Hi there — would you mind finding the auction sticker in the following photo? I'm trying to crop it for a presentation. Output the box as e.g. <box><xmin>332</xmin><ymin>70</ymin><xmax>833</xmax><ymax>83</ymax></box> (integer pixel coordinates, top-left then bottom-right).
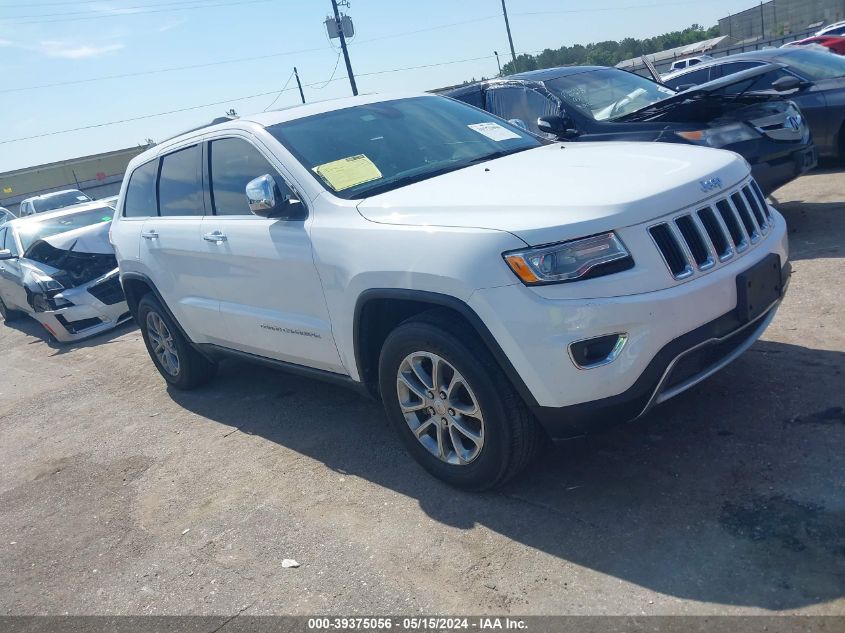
<box><xmin>467</xmin><ymin>122</ymin><xmax>521</xmax><ymax>141</ymax></box>
<box><xmin>313</xmin><ymin>154</ymin><xmax>383</xmax><ymax>191</ymax></box>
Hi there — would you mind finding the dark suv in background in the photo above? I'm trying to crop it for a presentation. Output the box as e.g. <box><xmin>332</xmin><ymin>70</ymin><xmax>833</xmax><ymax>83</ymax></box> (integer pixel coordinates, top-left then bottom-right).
<box><xmin>446</xmin><ymin>64</ymin><xmax>816</xmax><ymax>195</ymax></box>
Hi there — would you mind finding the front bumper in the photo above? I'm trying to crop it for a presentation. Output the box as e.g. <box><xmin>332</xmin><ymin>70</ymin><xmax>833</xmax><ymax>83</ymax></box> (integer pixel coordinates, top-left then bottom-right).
<box><xmin>30</xmin><ymin>271</ymin><xmax>131</xmax><ymax>343</ymax></box>
<box><xmin>529</xmin><ymin>290</ymin><xmax>785</xmax><ymax>438</ymax></box>
<box><xmin>750</xmin><ymin>143</ymin><xmax>817</xmax><ymax>195</ymax></box>
<box><xmin>468</xmin><ymin>210</ymin><xmax>789</xmax><ymax>439</ymax></box>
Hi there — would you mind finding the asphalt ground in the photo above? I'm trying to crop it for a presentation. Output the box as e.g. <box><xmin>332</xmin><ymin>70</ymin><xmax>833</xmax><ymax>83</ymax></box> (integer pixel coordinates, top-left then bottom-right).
<box><xmin>1</xmin><ymin>167</ymin><xmax>843</xmax><ymax>617</ymax></box>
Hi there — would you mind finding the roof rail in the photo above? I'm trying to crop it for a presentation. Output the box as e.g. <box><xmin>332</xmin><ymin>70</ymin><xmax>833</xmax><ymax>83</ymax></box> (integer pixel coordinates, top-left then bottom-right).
<box><xmin>159</xmin><ymin>115</ymin><xmax>238</xmax><ymax>145</ymax></box>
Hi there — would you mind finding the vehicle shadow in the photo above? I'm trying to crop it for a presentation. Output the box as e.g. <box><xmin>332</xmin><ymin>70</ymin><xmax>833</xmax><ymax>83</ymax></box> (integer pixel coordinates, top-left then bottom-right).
<box><xmin>167</xmin><ymin>338</ymin><xmax>845</xmax><ymax>610</ymax></box>
<box><xmin>2</xmin><ymin>315</ymin><xmax>137</xmax><ymax>355</ymax></box>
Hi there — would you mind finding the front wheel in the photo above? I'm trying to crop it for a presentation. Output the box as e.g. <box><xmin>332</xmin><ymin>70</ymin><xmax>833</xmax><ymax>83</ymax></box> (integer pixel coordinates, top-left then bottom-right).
<box><xmin>0</xmin><ymin>296</ymin><xmax>26</xmax><ymax>322</ymax></box>
<box><xmin>378</xmin><ymin>310</ymin><xmax>542</xmax><ymax>490</ymax></box>
<box><xmin>137</xmin><ymin>293</ymin><xmax>217</xmax><ymax>390</ymax></box>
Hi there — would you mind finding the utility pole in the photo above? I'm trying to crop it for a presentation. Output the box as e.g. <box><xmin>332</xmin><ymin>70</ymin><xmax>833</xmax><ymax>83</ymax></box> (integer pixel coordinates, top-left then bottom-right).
<box><xmin>500</xmin><ymin>0</ymin><xmax>518</xmax><ymax>72</ymax></box>
<box><xmin>294</xmin><ymin>66</ymin><xmax>305</xmax><ymax>104</ymax></box>
<box><xmin>494</xmin><ymin>51</ymin><xmax>501</xmax><ymax>74</ymax></box>
<box><xmin>759</xmin><ymin>1</ymin><xmax>765</xmax><ymax>38</ymax></box>
<box><xmin>330</xmin><ymin>0</ymin><xmax>358</xmax><ymax>96</ymax></box>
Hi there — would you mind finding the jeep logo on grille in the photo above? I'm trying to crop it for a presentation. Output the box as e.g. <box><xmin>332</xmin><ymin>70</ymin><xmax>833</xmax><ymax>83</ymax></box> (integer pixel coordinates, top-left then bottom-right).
<box><xmin>699</xmin><ymin>177</ymin><xmax>723</xmax><ymax>193</ymax></box>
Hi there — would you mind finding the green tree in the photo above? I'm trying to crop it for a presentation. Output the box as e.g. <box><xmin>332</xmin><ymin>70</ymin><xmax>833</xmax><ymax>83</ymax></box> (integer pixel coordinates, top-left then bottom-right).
<box><xmin>500</xmin><ymin>23</ymin><xmax>720</xmax><ymax>75</ymax></box>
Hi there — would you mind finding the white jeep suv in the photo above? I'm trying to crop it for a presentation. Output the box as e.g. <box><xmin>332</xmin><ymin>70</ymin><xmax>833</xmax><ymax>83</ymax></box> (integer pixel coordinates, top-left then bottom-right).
<box><xmin>111</xmin><ymin>93</ymin><xmax>789</xmax><ymax>490</ymax></box>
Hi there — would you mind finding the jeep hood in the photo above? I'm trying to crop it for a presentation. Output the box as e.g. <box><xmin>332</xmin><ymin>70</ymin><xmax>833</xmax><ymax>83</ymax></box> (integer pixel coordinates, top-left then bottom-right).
<box><xmin>23</xmin><ymin>222</ymin><xmax>117</xmax><ymax>288</ymax></box>
<box><xmin>356</xmin><ymin>142</ymin><xmax>748</xmax><ymax>246</ymax></box>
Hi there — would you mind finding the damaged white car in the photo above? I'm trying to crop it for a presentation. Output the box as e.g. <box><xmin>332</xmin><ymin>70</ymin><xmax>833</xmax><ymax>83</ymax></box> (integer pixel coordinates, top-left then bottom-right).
<box><xmin>0</xmin><ymin>201</ymin><xmax>131</xmax><ymax>342</ymax></box>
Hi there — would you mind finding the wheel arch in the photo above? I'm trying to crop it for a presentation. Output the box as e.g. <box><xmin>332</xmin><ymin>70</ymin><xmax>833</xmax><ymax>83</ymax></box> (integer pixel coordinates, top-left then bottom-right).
<box><xmin>352</xmin><ymin>289</ymin><xmax>538</xmax><ymax>406</ymax></box>
<box><xmin>120</xmin><ymin>272</ymin><xmax>208</xmax><ymax>357</ymax></box>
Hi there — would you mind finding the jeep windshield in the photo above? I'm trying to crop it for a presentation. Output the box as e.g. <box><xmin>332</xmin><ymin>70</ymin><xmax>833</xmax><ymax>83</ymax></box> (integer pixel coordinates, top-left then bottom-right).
<box><xmin>268</xmin><ymin>96</ymin><xmax>544</xmax><ymax>199</ymax></box>
<box><xmin>543</xmin><ymin>68</ymin><xmax>677</xmax><ymax>121</ymax></box>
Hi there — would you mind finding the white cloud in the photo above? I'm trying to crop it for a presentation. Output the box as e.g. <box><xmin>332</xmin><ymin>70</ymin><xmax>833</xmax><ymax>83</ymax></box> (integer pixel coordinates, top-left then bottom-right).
<box><xmin>38</xmin><ymin>40</ymin><xmax>125</xmax><ymax>59</ymax></box>
<box><xmin>156</xmin><ymin>18</ymin><xmax>188</xmax><ymax>33</ymax></box>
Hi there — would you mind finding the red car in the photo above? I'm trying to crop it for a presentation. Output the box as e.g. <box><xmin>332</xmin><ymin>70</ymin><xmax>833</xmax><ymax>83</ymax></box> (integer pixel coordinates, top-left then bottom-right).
<box><xmin>783</xmin><ymin>36</ymin><xmax>845</xmax><ymax>55</ymax></box>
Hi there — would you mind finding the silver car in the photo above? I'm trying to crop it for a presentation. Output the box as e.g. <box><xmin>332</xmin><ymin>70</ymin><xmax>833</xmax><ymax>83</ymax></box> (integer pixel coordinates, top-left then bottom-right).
<box><xmin>0</xmin><ymin>201</ymin><xmax>131</xmax><ymax>342</ymax></box>
<box><xmin>0</xmin><ymin>207</ymin><xmax>14</xmax><ymax>225</ymax></box>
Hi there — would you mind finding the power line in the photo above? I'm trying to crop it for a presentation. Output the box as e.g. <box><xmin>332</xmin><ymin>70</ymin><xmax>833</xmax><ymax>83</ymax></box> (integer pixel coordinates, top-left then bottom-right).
<box><xmin>262</xmin><ymin>70</ymin><xmax>295</xmax><ymax>112</ymax></box>
<box><xmin>0</xmin><ymin>53</ymin><xmax>504</xmax><ymax>145</ymax></box>
<box><xmin>0</xmin><ymin>0</ymin><xmax>273</xmax><ymax>25</ymax></box>
<box><xmin>0</xmin><ymin>14</ymin><xmax>505</xmax><ymax>95</ymax></box>
<box><xmin>0</xmin><ymin>45</ymin><xmax>331</xmax><ymax>94</ymax></box>
<box><xmin>309</xmin><ymin>52</ymin><xmax>343</xmax><ymax>90</ymax></box>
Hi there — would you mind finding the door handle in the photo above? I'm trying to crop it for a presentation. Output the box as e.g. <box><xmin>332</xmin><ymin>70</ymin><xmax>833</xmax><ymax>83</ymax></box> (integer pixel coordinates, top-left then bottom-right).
<box><xmin>141</xmin><ymin>230</ymin><xmax>159</xmax><ymax>240</ymax></box>
<box><xmin>203</xmin><ymin>231</ymin><xmax>227</xmax><ymax>243</ymax></box>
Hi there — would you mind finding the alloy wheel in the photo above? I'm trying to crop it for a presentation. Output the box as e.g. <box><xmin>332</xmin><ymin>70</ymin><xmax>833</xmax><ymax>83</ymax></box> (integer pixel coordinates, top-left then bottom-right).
<box><xmin>396</xmin><ymin>351</ymin><xmax>485</xmax><ymax>465</ymax></box>
<box><xmin>146</xmin><ymin>311</ymin><xmax>180</xmax><ymax>376</ymax></box>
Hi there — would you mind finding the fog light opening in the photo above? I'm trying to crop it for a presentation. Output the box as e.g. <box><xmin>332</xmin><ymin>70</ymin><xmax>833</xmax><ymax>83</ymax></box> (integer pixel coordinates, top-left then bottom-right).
<box><xmin>568</xmin><ymin>333</ymin><xmax>628</xmax><ymax>370</ymax></box>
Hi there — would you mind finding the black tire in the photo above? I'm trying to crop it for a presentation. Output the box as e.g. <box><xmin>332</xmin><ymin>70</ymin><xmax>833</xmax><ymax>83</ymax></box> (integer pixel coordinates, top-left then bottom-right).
<box><xmin>0</xmin><ymin>296</ymin><xmax>26</xmax><ymax>322</ymax></box>
<box><xmin>378</xmin><ymin>309</ymin><xmax>543</xmax><ymax>491</ymax></box>
<box><xmin>137</xmin><ymin>293</ymin><xmax>217</xmax><ymax>389</ymax></box>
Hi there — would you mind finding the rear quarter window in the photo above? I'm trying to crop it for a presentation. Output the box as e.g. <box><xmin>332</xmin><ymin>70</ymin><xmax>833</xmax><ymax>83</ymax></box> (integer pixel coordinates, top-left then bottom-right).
<box><xmin>123</xmin><ymin>159</ymin><xmax>158</xmax><ymax>218</ymax></box>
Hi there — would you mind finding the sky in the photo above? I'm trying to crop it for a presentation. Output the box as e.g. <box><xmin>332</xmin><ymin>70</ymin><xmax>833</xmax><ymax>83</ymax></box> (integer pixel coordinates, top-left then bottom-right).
<box><xmin>0</xmin><ymin>0</ymin><xmax>754</xmax><ymax>172</ymax></box>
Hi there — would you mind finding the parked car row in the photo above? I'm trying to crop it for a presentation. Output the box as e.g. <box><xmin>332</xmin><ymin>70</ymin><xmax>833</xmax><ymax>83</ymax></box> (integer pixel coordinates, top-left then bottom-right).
<box><xmin>3</xmin><ymin>43</ymin><xmax>838</xmax><ymax>488</ymax></box>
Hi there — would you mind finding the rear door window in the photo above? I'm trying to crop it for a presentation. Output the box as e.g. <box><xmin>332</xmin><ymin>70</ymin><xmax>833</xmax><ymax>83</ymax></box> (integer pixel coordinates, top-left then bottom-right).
<box><xmin>158</xmin><ymin>145</ymin><xmax>204</xmax><ymax>217</ymax></box>
<box><xmin>123</xmin><ymin>160</ymin><xmax>158</xmax><ymax>218</ymax></box>
<box><xmin>664</xmin><ymin>67</ymin><xmax>711</xmax><ymax>90</ymax></box>
<box><xmin>485</xmin><ymin>86</ymin><xmax>559</xmax><ymax>134</ymax></box>
<box><xmin>208</xmin><ymin>138</ymin><xmax>291</xmax><ymax>216</ymax></box>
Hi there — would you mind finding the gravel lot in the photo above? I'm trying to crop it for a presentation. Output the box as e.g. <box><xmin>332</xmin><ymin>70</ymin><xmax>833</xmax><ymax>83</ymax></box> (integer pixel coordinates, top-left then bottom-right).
<box><xmin>1</xmin><ymin>168</ymin><xmax>843</xmax><ymax>616</ymax></box>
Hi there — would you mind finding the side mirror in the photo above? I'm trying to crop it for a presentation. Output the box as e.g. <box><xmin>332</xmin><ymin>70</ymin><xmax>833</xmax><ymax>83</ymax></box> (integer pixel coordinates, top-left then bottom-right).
<box><xmin>246</xmin><ymin>174</ymin><xmax>303</xmax><ymax>219</ymax></box>
<box><xmin>772</xmin><ymin>75</ymin><xmax>802</xmax><ymax>92</ymax></box>
<box><xmin>537</xmin><ymin>114</ymin><xmax>578</xmax><ymax>139</ymax></box>
<box><xmin>0</xmin><ymin>249</ymin><xmax>16</xmax><ymax>261</ymax></box>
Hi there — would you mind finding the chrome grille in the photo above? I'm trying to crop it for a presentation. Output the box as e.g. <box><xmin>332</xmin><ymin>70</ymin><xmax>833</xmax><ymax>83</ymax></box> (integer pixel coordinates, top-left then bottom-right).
<box><xmin>649</xmin><ymin>179</ymin><xmax>773</xmax><ymax>280</ymax></box>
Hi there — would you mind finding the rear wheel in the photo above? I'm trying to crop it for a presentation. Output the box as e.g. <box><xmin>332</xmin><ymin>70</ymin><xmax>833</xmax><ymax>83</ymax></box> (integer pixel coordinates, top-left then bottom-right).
<box><xmin>137</xmin><ymin>293</ymin><xmax>217</xmax><ymax>389</ymax></box>
<box><xmin>378</xmin><ymin>310</ymin><xmax>543</xmax><ymax>490</ymax></box>
<box><xmin>0</xmin><ymin>296</ymin><xmax>26</xmax><ymax>322</ymax></box>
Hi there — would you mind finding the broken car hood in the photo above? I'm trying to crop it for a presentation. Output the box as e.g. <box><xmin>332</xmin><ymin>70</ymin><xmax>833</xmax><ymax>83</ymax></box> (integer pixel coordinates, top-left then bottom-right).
<box><xmin>24</xmin><ymin>222</ymin><xmax>117</xmax><ymax>288</ymax></box>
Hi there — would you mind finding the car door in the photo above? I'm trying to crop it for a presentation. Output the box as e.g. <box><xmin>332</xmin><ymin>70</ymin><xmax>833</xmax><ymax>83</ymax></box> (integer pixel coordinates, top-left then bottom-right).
<box><xmin>139</xmin><ymin>143</ymin><xmax>224</xmax><ymax>343</ymax></box>
<box><xmin>0</xmin><ymin>226</ymin><xmax>29</xmax><ymax>312</ymax></box>
<box><xmin>484</xmin><ymin>85</ymin><xmax>560</xmax><ymax>136</ymax></box>
<box><xmin>199</xmin><ymin>135</ymin><xmax>344</xmax><ymax>373</ymax></box>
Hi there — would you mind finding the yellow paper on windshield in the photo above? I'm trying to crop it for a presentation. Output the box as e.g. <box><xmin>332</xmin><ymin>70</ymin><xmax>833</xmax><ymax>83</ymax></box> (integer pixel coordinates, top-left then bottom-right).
<box><xmin>313</xmin><ymin>154</ymin><xmax>382</xmax><ymax>191</ymax></box>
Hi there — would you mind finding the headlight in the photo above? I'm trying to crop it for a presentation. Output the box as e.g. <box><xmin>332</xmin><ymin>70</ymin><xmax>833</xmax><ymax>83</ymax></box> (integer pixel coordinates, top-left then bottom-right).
<box><xmin>676</xmin><ymin>123</ymin><xmax>760</xmax><ymax>147</ymax></box>
<box><xmin>503</xmin><ymin>232</ymin><xmax>633</xmax><ymax>285</ymax></box>
<box><xmin>32</xmin><ymin>273</ymin><xmax>64</xmax><ymax>293</ymax></box>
